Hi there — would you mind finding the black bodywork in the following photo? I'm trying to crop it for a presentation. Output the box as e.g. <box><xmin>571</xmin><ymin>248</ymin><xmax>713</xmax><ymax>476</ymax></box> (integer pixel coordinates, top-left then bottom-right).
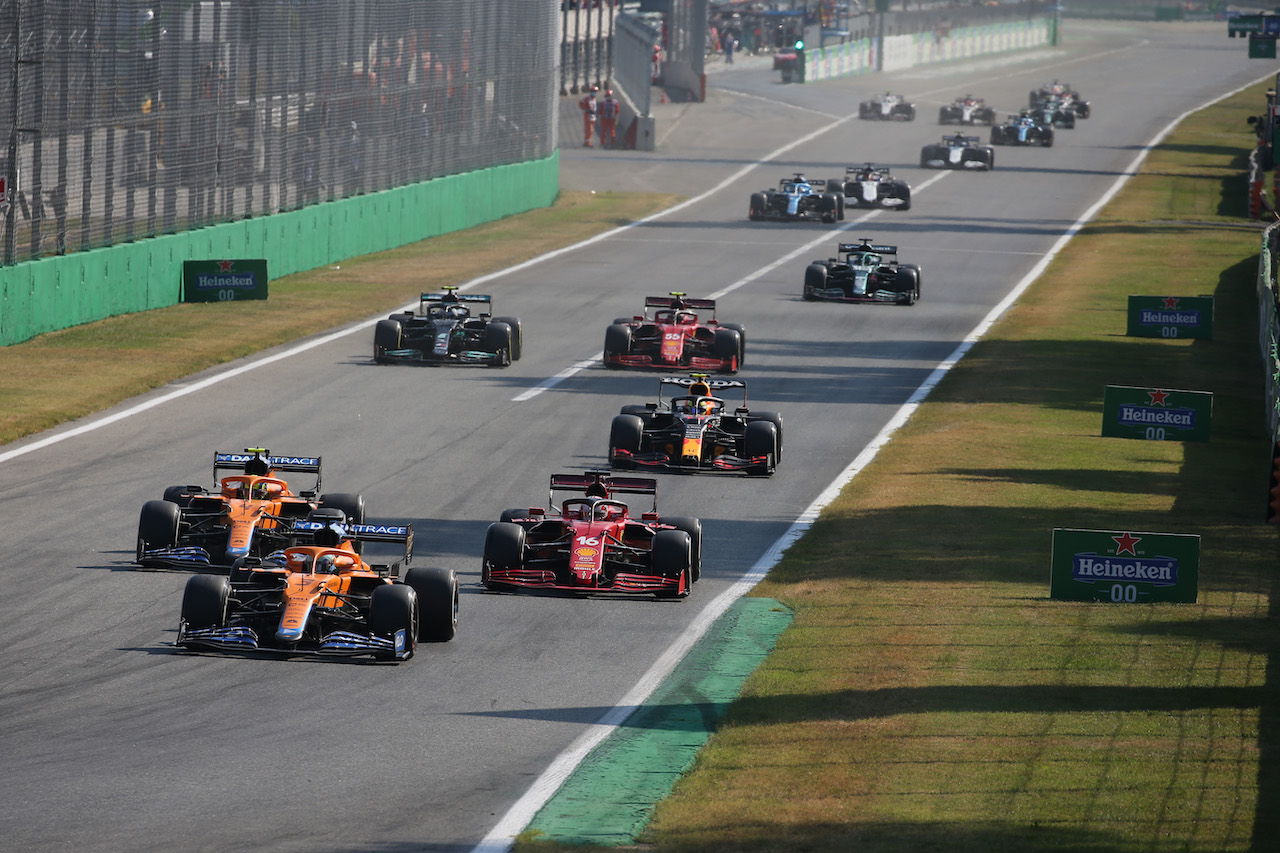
<box><xmin>748</xmin><ymin>173</ymin><xmax>845</xmax><ymax>223</ymax></box>
<box><xmin>802</xmin><ymin>239</ymin><xmax>922</xmax><ymax>305</ymax></box>
<box><xmin>920</xmin><ymin>134</ymin><xmax>995</xmax><ymax>170</ymax></box>
<box><xmin>830</xmin><ymin>164</ymin><xmax>911</xmax><ymax>210</ymax></box>
<box><xmin>374</xmin><ymin>289</ymin><xmax>522</xmax><ymax>366</ymax></box>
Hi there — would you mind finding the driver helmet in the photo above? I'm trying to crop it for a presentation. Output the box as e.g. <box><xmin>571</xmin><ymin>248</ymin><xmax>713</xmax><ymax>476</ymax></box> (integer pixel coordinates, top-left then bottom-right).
<box><xmin>244</xmin><ymin>454</ymin><xmax>271</xmax><ymax>476</ymax></box>
<box><xmin>605</xmin><ymin>89</ymin><xmax>614</xmax><ymax>97</ymax></box>
<box><xmin>676</xmin><ymin>312</ymin><xmax>697</xmax><ymax>325</ymax></box>
<box><xmin>585</xmin><ymin>482</ymin><xmax>608</xmax><ymax>499</ymax></box>
<box><xmin>313</xmin><ymin>522</ymin><xmax>344</xmax><ymax>548</ymax></box>
<box><xmin>689</xmin><ymin>380</ymin><xmax>712</xmax><ymax>397</ymax></box>
<box><xmin>697</xmin><ymin>399</ymin><xmax>718</xmax><ymax>416</ymax></box>
<box><xmin>250</xmin><ymin>481</ymin><xmax>274</xmax><ymax>500</ymax></box>
<box><xmin>447</xmin><ymin>304</ymin><xmax>469</xmax><ymax>319</ymax></box>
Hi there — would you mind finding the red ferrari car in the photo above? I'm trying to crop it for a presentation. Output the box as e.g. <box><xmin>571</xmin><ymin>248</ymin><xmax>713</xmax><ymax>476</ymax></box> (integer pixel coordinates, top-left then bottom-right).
<box><xmin>482</xmin><ymin>471</ymin><xmax>702</xmax><ymax>598</ymax></box>
<box><xmin>603</xmin><ymin>292</ymin><xmax>745</xmax><ymax>374</ymax></box>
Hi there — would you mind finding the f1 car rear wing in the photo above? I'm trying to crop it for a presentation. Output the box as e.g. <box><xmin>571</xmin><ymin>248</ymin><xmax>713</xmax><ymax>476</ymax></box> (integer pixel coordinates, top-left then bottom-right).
<box><xmin>660</xmin><ymin>374</ymin><xmax>748</xmax><ymax>407</ymax></box>
<box><xmin>644</xmin><ymin>293</ymin><xmax>717</xmax><ymax>313</ymax></box>
<box><xmin>290</xmin><ymin>520</ymin><xmax>414</xmax><ymax>564</ymax></box>
<box><xmin>421</xmin><ymin>292</ymin><xmax>492</xmax><ymax>306</ymax></box>
<box><xmin>847</xmin><ymin>163</ymin><xmax>890</xmax><ymax>177</ymax></box>
<box><xmin>214</xmin><ymin>449</ymin><xmax>322</xmax><ymax>492</ymax></box>
<box><xmin>838</xmin><ymin>240</ymin><xmax>897</xmax><ymax>256</ymax></box>
<box><xmin>943</xmin><ymin>135</ymin><xmax>981</xmax><ymax>145</ymax></box>
<box><xmin>549</xmin><ymin>470</ymin><xmax>659</xmax><ymax>513</ymax></box>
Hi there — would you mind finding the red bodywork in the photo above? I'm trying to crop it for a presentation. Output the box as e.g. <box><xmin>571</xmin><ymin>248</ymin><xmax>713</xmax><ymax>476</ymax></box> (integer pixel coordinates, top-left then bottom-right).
<box><xmin>482</xmin><ymin>473</ymin><xmax>697</xmax><ymax>598</ymax></box>
<box><xmin>604</xmin><ymin>295</ymin><xmax>741</xmax><ymax>374</ymax></box>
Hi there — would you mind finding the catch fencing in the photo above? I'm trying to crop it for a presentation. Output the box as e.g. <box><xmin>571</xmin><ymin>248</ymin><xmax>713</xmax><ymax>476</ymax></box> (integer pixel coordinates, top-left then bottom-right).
<box><xmin>0</xmin><ymin>0</ymin><xmax>557</xmax><ymax>266</ymax></box>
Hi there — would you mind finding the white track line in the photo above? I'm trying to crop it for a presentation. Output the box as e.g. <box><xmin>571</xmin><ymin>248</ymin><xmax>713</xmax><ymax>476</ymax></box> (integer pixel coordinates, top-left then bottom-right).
<box><xmin>467</xmin><ymin>68</ymin><xmax>1277</xmax><ymax>853</ymax></box>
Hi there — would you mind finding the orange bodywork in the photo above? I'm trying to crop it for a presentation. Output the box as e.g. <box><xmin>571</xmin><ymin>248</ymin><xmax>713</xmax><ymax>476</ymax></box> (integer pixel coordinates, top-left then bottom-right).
<box><xmin>272</xmin><ymin>544</ymin><xmax>379</xmax><ymax>644</ymax></box>
<box><xmin>217</xmin><ymin>475</ymin><xmax>306</xmax><ymax>562</ymax></box>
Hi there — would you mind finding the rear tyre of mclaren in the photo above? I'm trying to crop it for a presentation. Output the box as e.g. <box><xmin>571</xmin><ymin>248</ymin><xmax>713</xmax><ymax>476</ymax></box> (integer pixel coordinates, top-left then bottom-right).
<box><xmin>370</xmin><ymin>583</ymin><xmax>418</xmax><ymax>660</ymax></box>
<box><xmin>319</xmin><ymin>493</ymin><xmax>366</xmax><ymax>525</ymax></box>
<box><xmin>651</xmin><ymin>529</ymin><xmax>692</xmax><ymax>599</ymax></box>
<box><xmin>403</xmin><ymin>566</ymin><xmax>458</xmax><ymax>643</ymax></box>
<box><xmin>137</xmin><ymin>499</ymin><xmax>181</xmax><ymax>563</ymax></box>
<box><xmin>181</xmin><ymin>574</ymin><xmax>230</xmax><ymax>630</ymax></box>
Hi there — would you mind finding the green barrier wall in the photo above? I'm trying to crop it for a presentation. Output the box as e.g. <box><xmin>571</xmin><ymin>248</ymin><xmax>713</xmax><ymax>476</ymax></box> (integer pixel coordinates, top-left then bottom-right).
<box><xmin>0</xmin><ymin>153</ymin><xmax>559</xmax><ymax>347</ymax></box>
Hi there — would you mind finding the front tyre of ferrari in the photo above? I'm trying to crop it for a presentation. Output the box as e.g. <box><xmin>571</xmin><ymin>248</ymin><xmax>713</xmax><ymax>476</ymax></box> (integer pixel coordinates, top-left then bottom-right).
<box><xmin>374</xmin><ymin>319</ymin><xmax>402</xmax><ymax>364</ymax></box>
<box><xmin>181</xmin><ymin>574</ymin><xmax>231</xmax><ymax>630</ymax></box>
<box><xmin>803</xmin><ymin>263</ymin><xmax>827</xmax><ymax>301</ymax></box>
<box><xmin>137</xmin><ymin>499</ymin><xmax>181</xmax><ymax>563</ymax></box>
<box><xmin>651</xmin><ymin>529</ymin><xmax>692</xmax><ymax>599</ymax></box>
<box><xmin>482</xmin><ymin>522</ymin><xmax>526</xmax><ymax>587</ymax></box>
<box><xmin>603</xmin><ymin>324</ymin><xmax>632</xmax><ymax>368</ymax></box>
<box><xmin>711</xmin><ymin>328</ymin><xmax>742</xmax><ymax>373</ymax></box>
<box><xmin>403</xmin><ymin>566</ymin><xmax>458</xmax><ymax>642</ymax></box>
<box><xmin>661</xmin><ymin>515</ymin><xmax>702</xmax><ymax>582</ymax></box>
<box><xmin>744</xmin><ymin>420</ymin><xmax>778</xmax><ymax>475</ymax></box>
<box><xmin>369</xmin><ymin>584</ymin><xmax>418</xmax><ymax>660</ymax></box>
<box><xmin>492</xmin><ymin>316</ymin><xmax>523</xmax><ymax>360</ymax></box>
<box><xmin>609</xmin><ymin>414</ymin><xmax>645</xmax><ymax>467</ymax></box>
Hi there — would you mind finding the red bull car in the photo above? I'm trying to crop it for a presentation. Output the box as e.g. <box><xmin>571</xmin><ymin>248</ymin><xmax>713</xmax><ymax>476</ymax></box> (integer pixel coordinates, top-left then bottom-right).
<box><xmin>609</xmin><ymin>375</ymin><xmax>783</xmax><ymax>475</ymax></box>
<box><xmin>482</xmin><ymin>471</ymin><xmax>701</xmax><ymax>598</ymax></box>
<box><xmin>177</xmin><ymin>516</ymin><xmax>457</xmax><ymax>661</ymax></box>
<box><xmin>603</xmin><ymin>292</ymin><xmax>745</xmax><ymax>374</ymax></box>
<box><xmin>136</xmin><ymin>448</ymin><xmax>365</xmax><ymax>571</ymax></box>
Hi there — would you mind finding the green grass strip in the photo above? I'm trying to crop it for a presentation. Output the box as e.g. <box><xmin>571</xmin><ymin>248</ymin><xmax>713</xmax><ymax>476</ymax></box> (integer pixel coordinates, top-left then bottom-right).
<box><xmin>519</xmin><ymin>598</ymin><xmax>793</xmax><ymax>847</ymax></box>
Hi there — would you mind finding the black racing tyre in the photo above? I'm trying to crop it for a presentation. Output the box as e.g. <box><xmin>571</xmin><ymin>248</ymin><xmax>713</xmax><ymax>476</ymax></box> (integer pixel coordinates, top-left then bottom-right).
<box><xmin>137</xmin><ymin>499</ymin><xmax>181</xmax><ymax>562</ymax></box>
<box><xmin>162</xmin><ymin>485</ymin><xmax>200</xmax><ymax>506</ymax></box>
<box><xmin>604</xmin><ymin>324</ymin><xmax>632</xmax><ymax>367</ymax></box>
<box><xmin>493</xmin><ymin>316</ymin><xmax>523</xmax><ymax>360</ymax></box>
<box><xmin>721</xmin><ymin>322</ymin><xmax>746</xmax><ymax>366</ymax></box>
<box><xmin>483</xmin><ymin>521</ymin><xmax>526</xmax><ymax>579</ymax></box>
<box><xmin>938</xmin><ymin>107</ymin><xmax>949</xmax><ymax>124</ymax></box>
<box><xmin>748</xmin><ymin>192</ymin><xmax>767</xmax><ymax>221</ymax></box>
<box><xmin>403</xmin><ymin>566</ymin><xmax>458</xmax><ymax>642</ymax></box>
<box><xmin>369</xmin><ymin>583</ymin><xmax>418</xmax><ymax>660</ymax></box>
<box><xmin>181</xmin><ymin>574</ymin><xmax>230</xmax><ymax>629</ymax></box>
<box><xmin>612</xmin><ymin>317</ymin><xmax>633</xmax><ymax>326</ymax></box>
<box><xmin>619</xmin><ymin>404</ymin><xmax>653</xmax><ymax>418</ymax></box>
<box><xmin>609</xmin><ymin>414</ymin><xmax>645</xmax><ymax>467</ymax></box>
<box><xmin>826</xmin><ymin>178</ymin><xmax>843</xmax><ymax>193</ymax></box>
<box><xmin>661</xmin><ymin>515</ymin><xmax>702</xmax><ymax>583</ymax></box>
<box><xmin>896</xmin><ymin>267</ymin><xmax>920</xmax><ymax>306</ymax></box>
<box><xmin>374</xmin><ymin>319</ymin><xmax>402</xmax><ymax>363</ymax></box>
<box><xmin>712</xmin><ymin>328</ymin><xmax>741</xmax><ymax>373</ymax></box>
<box><xmin>819</xmin><ymin>193</ymin><xmax>838</xmax><ymax>224</ymax></box>
<box><xmin>319</xmin><ymin>493</ymin><xmax>366</xmax><ymax>525</ymax></box>
<box><xmin>499</xmin><ymin>507</ymin><xmax>531</xmax><ymax>523</ymax></box>
<box><xmin>1042</xmin><ymin>133</ymin><xmax>1054</xmax><ymax>148</ymax></box>
<box><xmin>836</xmin><ymin>194</ymin><xmax>845</xmax><ymax>220</ymax></box>
<box><xmin>803</xmin><ymin>263</ymin><xmax>827</xmax><ymax>301</ymax></box>
<box><xmin>743</xmin><ymin>420</ymin><xmax>778</xmax><ymax>475</ymax></box>
<box><xmin>484</xmin><ymin>322</ymin><xmax>514</xmax><ymax>366</ymax></box>
<box><xmin>752</xmin><ymin>412</ymin><xmax>784</xmax><ymax>462</ymax></box>
<box><xmin>897</xmin><ymin>186</ymin><xmax>911</xmax><ymax>212</ymax></box>
<box><xmin>651</xmin><ymin>529</ymin><xmax>692</xmax><ymax>599</ymax></box>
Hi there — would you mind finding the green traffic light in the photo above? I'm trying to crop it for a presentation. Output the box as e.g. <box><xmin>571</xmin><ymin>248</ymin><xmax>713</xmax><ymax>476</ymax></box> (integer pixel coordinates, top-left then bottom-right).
<box><xmin>794</xmin><ymin>39</ymin><xmax>804</xmax><ymax>50</ymax></box>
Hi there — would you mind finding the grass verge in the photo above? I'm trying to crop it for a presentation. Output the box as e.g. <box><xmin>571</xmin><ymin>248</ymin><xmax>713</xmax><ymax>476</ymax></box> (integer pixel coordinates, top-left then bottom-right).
<box><xmin>0</xmin><ymin>190</ymin><xmax>678</xmax><ymax>447</ymax></box>
<box><xmin>516</xmin><ymin>87</ymin><xmax>1280</xmax><ymax>851</ymax></box>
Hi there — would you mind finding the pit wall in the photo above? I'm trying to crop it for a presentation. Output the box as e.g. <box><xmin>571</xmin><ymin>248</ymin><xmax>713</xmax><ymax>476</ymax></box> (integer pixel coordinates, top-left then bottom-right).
<box><xmin>805</xmin><ymin>17</ymin><xmax>1055</xmax><ymax>84</ymax></box>
<box><xmin>0</xmin><ymin>154</ymin><xmax>559</xmax><ymax>347</ymax></box>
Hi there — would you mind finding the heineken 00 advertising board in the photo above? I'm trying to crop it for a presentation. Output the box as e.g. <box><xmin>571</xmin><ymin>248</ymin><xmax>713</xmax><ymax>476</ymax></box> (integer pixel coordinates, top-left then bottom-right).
<box><xmin>1101</xmin><ymin>385</ymin><xmax>1212</xmax><ymax>442</ymax></box>
<box><xmin>182</xmin><ymin>259</ymin><xmax>269</xmax><ymax>303</ymax></box>
<box><xmin>1050</xmin><ymin>528</ymin><xmax>1199</xmax><ymax>603</ymax></box>
<box><xmin>1126</xmin><ymin>296</ymin><xmax>1213</xmax><ymax>340</ymax></box>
